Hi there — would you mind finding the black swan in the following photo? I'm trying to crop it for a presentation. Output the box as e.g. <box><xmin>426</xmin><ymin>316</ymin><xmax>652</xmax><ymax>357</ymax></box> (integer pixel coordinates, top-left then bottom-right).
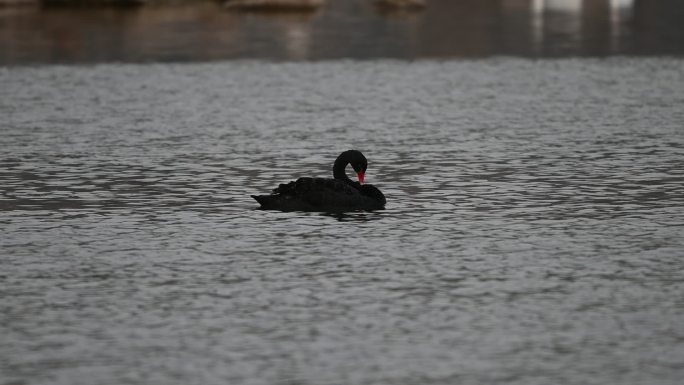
<box><xmin>252</xmin><ymin>150</ymin><xmax>386</xmax><ymax>212</ymax></box>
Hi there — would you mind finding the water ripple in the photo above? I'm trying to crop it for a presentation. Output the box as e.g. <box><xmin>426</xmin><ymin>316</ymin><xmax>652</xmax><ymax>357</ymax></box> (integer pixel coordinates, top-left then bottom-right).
<box><xmin>1</xmin><ymin>59</ymin><xmax>684</xmax><ymax>385</ymax></box>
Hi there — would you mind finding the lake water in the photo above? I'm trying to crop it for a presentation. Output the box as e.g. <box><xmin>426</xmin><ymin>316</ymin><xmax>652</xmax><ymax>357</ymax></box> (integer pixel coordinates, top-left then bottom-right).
<box><xmin>2</xmin><ymin>59</ymin><xmax>684</xmax><ymax>384</ymax></box>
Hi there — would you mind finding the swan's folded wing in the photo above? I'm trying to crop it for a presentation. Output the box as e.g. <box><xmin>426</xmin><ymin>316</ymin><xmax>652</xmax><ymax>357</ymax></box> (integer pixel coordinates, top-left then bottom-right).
<box><xmin>261</xmin><ymin>177</ymin><xmax>382</xmax><ymax>211</ymax></box>
<box><xmin>297</xmin><ymin>178</ymin><xmax>358</xmax><ymax>207</ymax></box>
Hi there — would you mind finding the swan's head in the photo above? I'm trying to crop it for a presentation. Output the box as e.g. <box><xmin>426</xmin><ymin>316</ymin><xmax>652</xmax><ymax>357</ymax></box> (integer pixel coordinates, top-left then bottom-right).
<box><xmin>345</xmin><ymin>150</ymin><xmax>368</xmax><ymax>184</ymax></box>
<box><xmin>334</xmin><ymin>150</ymin><xmax>369</xmax><ymax>184</ymax></box>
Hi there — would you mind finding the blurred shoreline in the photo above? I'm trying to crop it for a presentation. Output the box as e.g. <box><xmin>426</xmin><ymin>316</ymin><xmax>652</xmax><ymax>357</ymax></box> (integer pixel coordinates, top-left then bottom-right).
<box><xmin>1</xmin><ymin>0</ymin><xmax>683</xmax><ymax>65</ymax></box>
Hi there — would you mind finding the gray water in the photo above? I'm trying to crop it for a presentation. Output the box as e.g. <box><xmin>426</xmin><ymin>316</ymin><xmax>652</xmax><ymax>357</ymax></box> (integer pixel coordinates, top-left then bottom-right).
<box><xmin>2</xmin><ymin>59</ymin><xmax>684</xmax><ymax>385</ymax></box>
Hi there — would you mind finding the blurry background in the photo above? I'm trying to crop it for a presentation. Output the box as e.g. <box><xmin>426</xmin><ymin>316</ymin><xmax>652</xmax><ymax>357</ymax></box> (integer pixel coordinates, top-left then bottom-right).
<box><xmin>1</xmin><ymin>0</ymin><xmax>684</xmax><ymax>64</ymax></box>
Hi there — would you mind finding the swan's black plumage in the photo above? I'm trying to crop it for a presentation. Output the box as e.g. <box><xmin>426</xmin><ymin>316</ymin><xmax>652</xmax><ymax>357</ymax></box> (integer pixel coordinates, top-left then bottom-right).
<box><xmin>252</xmin><ymin>150</ymin><xmax>386</xmax><ymax>212</ymax></box>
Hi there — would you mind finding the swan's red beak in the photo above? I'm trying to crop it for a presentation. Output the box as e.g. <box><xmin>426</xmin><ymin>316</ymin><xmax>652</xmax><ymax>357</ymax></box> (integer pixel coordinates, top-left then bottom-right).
<box><xmin>357</xmin><ymin>171</ymin><xmax>365</xmax><ymax>185</ymax></box>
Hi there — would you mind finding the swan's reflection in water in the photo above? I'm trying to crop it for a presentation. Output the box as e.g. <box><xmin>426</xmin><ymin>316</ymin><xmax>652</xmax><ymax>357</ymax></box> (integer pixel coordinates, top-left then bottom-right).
<box><xmin>319</xmin><ymin>211</ymin><xmax>385</xmax><ymax>223</ymax></box>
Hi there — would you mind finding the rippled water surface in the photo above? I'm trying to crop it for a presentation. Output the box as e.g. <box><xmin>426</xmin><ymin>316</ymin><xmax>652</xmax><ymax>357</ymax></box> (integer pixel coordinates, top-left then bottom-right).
<box><xmin>2</xmin><ymin>59</ymin><xmax>684</xmax><ymax>385</ymax></box>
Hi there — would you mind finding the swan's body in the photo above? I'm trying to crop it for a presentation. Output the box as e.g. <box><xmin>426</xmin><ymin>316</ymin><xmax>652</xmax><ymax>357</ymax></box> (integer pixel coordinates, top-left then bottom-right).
<box><xmin>251</xmin><ymin>150</ymin><xmax>386</xmax><ymax>212</ymax></box>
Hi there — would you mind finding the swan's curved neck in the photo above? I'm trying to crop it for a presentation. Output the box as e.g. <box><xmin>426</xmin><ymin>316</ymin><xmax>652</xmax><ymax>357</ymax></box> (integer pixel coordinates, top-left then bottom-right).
<box><xmin>332</xmin><ymin>156</ymin><xmax>352</xmax><ymax>182</ymax></box>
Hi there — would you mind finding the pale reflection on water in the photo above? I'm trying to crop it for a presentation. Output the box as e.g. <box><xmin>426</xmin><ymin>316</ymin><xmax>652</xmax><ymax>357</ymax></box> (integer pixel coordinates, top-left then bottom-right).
<box><xmin>1</xmin><ymin>0</ymin><xmax>684</xmax><ymax>64</ymax></box>
<box><xmin>2</xmin><ymin>59</ymin><xmax>684</xmax><ymax>385</ymax></box>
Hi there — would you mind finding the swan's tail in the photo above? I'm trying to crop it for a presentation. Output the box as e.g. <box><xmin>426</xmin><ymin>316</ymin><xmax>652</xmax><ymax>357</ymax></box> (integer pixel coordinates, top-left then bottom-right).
<box><xmin>251</xmin><ymin>195</ymin><xmax>272</xmax><ymax>208</ymax></box>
